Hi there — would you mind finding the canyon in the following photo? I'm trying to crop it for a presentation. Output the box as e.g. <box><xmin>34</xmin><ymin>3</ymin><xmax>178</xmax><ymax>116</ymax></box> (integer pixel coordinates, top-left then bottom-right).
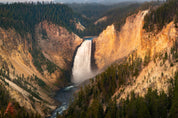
<box><xmin>0</xmin><ymin>1</ymin><xmax>177</xmax><ymax>117</ymax></box>
<box><xmin>0</xmin><ymin>21</ymin><xmax>84</xmax><ymax>116</ymax></box>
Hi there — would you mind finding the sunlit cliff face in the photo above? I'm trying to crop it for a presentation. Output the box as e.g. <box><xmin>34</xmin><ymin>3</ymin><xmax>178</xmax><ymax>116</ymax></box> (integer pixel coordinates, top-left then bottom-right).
<box><xmin>93</xmin><ymin>10</ymin><xmax>176</xmax><ymax>71</ymax></box>
<box><xmin>137</xmin><ymin>21</ymin><xmax>176</xmax><ymax>59</ymax></box>
<box><xmin>93</xmin><ymin>10</ymin><xmax>148</xmax><ymax>70</ymax></box>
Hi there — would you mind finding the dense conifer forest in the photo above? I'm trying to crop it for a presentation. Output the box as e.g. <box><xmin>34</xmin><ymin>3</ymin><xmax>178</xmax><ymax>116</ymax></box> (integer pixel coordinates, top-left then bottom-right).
<box><xmin>144</xmin><ymin>0</ymin><xmax>178</xmax><ymax>32</ymax></box>
<box><xmin>0</xmin><ymin>3</ymin><xmax>78</xmax><ymax>34</ymax></box>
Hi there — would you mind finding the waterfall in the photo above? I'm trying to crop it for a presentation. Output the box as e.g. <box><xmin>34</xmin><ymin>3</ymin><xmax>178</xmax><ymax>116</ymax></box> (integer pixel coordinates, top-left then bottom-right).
<box><xmin>72</xmin><ymin>40</ymin><xmax>93</xmax><ymax>84</ymax></box>
<box><xmin>51</xmin><ymin>39</ymin><xmax>96</xmax><ymax>117</ymax></box>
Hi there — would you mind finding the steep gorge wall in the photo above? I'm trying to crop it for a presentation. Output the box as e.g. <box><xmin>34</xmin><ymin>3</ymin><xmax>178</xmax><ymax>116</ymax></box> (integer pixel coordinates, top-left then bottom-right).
<box><xmin>0</xmin><ymin>21</ymin><xmax>83</xmax><ymax>86</ymax></box>
<box><xmin>0</xmin><ymin>23</ymin><xmax>82</xmax><ymax>88</ymax></box>
<box><xmin>113</xmin><ymin>23</ymin><xmax>177</xmax><ymax>102</ymax></box>
<box><xmin>93</xmin><ymin>10</ymin><xmax>148</xmax><ymax>70</ymax></box>
<box><xmin>0</xmin><ymin>21</ymin><xmax>83</xmax><ymax>116</ymax></box>
<box><xmin>0</xmin><ymin>28</ymin><xmax>52</xmax><ymax>115</ymax></box>
<box><xmin>36</xmin><ymin>21</ymin><xmax>83</xmax><ymax>70</ymax></box>
<box><xmin>93</xmin><ymin>10</ymin><xmax>176</xmax><ymax>71</ymax></box>
<box><xmin>0</xmin><ymin>28</ymin><xmax>36</xmax><ymax>78</ymax></box>
<box><xmin>137</xmin><ymin>21</ymin><xmax>176</xmax><ymax>59</ymax></box>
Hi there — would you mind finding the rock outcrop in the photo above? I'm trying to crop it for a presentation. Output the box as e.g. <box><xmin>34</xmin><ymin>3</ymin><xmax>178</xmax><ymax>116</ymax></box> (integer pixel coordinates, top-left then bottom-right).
<box><xmin>93</xmin><ymin>9</ymin><xmax>177</xmax><ymax>105</ymax></box>
<box><xmin>113</xmin><ymin>53</ymin><xmax>177</xmax><ymax>103</ymax></box>
<box><xmin>93</xmin><ymin>10</ymin><xmax>176</xmax><ymax>71</ymax></box>
<box><xmin>36</xmin><ymin>21</ymin><xmax>83</xmax><ymax>70</ymax></box>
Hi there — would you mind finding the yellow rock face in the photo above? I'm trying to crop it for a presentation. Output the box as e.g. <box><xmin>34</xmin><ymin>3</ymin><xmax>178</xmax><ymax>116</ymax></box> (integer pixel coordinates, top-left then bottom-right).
<box><xmin>94</xmin><ymin>10</ymin><xmax>149</xmax><ymax>70</ymax></box>
<box><xmin>138</xmin><ymin>21</ymin><xmax>176</xmax><ymax>59</ymax></box>
<box><xmin>93</xmin><ymin>24</ymin><xmax>117</xmax><ymax>70</ymax></box>
<box><xmin>94</xmin><ymin>10</ymin><xmax>176</xmax><ymax>71</ymax></box>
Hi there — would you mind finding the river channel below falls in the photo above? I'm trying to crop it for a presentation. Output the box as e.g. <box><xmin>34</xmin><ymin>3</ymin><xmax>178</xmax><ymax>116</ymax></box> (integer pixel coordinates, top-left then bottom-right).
<box><xmin>50</xmin><ymin>85</ymin><xmax>78</xmax><ymax>118</ymax></box>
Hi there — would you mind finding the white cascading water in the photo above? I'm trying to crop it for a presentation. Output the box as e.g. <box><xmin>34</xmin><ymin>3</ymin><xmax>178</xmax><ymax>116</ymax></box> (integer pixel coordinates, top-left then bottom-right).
<box><xmin>72</xmin><ymin>40</ymin><xmax>93</xmax><ymax>84</ymax></box>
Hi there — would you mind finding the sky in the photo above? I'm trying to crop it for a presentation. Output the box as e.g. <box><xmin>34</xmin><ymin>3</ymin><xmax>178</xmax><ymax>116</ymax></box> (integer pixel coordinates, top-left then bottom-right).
<box><xmin>0</xmin><ymin>0</ymin><xmax>151</xmax><ymax>3</ymax></box>
<box><xmin>0</xmin><ymin>0</ymin><xmax>53</xmax><ymax>3</ymax></box>
<box><xmin>55</xmin><ymin>0</ymin><xmax>151</xmax><ymax>3</ymax></box>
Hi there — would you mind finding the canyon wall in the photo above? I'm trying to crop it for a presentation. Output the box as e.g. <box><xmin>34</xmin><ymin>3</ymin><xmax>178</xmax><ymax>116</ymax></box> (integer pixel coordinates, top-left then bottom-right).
<box><xmin>36</xmin><ymin>21</ymin><xmax>83</xmax><ymax>70</ymax></box>
<box><xmin>93</xmin><ymin>10</ymin><xmax>176</xmax><ymax>71</ymax></box>
<box><xmin>0</xmin><ymin>21</ymin><xmax>83</xmax><ymax>116</ymax></box>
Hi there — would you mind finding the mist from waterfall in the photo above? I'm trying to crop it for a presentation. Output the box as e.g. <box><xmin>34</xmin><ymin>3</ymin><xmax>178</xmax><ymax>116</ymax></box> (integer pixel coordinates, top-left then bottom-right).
<box><xmin>72</xmin><ymin>40</ymin><xmax>94</xmax><ymax>84</ymax></box>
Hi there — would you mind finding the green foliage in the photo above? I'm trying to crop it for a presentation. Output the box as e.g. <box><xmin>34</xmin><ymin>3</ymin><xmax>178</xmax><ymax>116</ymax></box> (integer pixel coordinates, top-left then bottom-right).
<box><xmin>0</xmin><ymin>83</ymin><xmax>9</xmax><ymax>108</ymax></box>
<box><xmin>41</xmin><ymin>29</ymin><xmax>48</xmax><ymax>39</ymax></box>
<box><xmin>0</xmin><ymin>83</ymin><xmax>41</xmax><ymax>118</ymax></box>
<box><xmin>105</xmin><ymin>98</ymin><xmax>117</xmax><ymax>118</ymax></box>
<box><xmin>74</xmin><ymin>2</ymin><xmax>158</xmax><ymax>36</ymax></box>
<box><xmin>62</xmin><ymin>78</ymin><xmax>178</xmax><ymax>118</ymax></box>
<box><xmin>46</xmin><ymin>61</ymin><xmax>58</xmax><ymax>74</ymax></box>
<box><xmin>116</xmin><ymin>74</ymin><xmax>178</xmax><ymax>118</ymax></box>
<box><xmin>165</xmin><ymin>52</ymin><xmax>168</xmax><ymax>60</ymax></box>
<box><xmin>111</xmin><ymin>2</ymin><xmax>159</xmax><ymax>31</ymax></box>
<box><xmin>171</xmin><ymin>40</ymin><xmax>178</xmax><ymax>61</ymax></box>
<box><xmin>69</xmin><ymin>3</ymin><xmax>142</xmax><ymax>36</ymax></box>
<box><xmin>61</xmin><ymin>46</ymin><xmax>178</xmax><ymax>118</ymax></box>
<box><xmin>30</xmin><ymin>49</ymin><xmax>45</xmax><ymax>73</ymax></box>
<box><xmin>170</xmin><ymin>72</ymin><xmax>178</xmax><ymax>118</ymax></box>
<box><xmin>144</xmin><ymin>50</ymin><xmax>151</xmax><ymax>67</ymax></box>
<box><xmin>144</xmin><ymin>0</ymin><xmax>178</xmax><ymax>32</ymax></box>
<box><xmin>68</xmin><ymin>3</ymin><xmax>110</xmax><ymax>20</ymax></box>
<box><xmin>30</xmin><ymin>48</ymin><xmax>59</xmax><ymax>74</ymax></box>
<box><xmin>73</xmin><ymin>2</ymin><xmax>154</xmax><ymax>37</ymax></box>
<box><xmin>12</xmin><ymin>75</ymin><xmax>43</xmax><ymax>100</ymax></box>
<box><xmin>108</xmin><ymin>3</ymin><xmax>141</xmax><ymax>31</ymax></box>
<box><xmin>0</xmin><ymin>3</ymin><xmax>77</xmax><ymax>34</ymax></box>
<box><xmin>61</xmin><ymin>56</ymin><xmax>144</xmax><ymax>118</ymax></box>
<box><xmin>0</xmin><ymin>63</ymin><xmax>10</xmax><ymax>80</ymax></box>
<box><xmin>86</xmin><ymin>99</ymin><xmax>104</xmax><ymax>118</ymax></box>
<box><xmin>35</xmin><ymin>76</ymin><xmax>46</xmax><ymax>87</ymax></box>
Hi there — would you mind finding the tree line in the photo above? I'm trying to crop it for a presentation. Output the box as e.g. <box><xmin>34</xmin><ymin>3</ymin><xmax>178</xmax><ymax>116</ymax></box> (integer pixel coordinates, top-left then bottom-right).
<box><xmin>144</xmin><ymin>0</ymin><xmax>178</xmax><ymax>32</ymax></box>
<box><xmin>0</xmin><ymin>2</ymin><xmax>77</xmax><ymax>35</ymax></box>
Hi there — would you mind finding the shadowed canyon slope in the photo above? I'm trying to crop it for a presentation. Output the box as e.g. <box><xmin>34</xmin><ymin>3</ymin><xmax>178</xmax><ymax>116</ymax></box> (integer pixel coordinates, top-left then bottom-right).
<box><xmin>0</xmin><ymin>21</ymin><xmax>83</xmax><ymax>85</ymax></box>
<box><xmin>36</xmin><ymin>21</ymin><xmax>83</xmax><ymax>70</ymax></box>
<box><xmin>0</xmin><ymin>21</ymin><xmax>83</xmax><ymax>116</ymax></box>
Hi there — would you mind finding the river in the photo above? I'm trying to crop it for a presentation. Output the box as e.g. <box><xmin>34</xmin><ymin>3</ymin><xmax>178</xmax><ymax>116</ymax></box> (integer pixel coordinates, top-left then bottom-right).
<box><xmin>51</xmin><ymin>37</ymin><xmax>96</xmax><ymax>118</ymax></box>
<box><xmin>50</xmin><ymin>85</ymin><xmax>78</xmax><ymax>118</ymax></box>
